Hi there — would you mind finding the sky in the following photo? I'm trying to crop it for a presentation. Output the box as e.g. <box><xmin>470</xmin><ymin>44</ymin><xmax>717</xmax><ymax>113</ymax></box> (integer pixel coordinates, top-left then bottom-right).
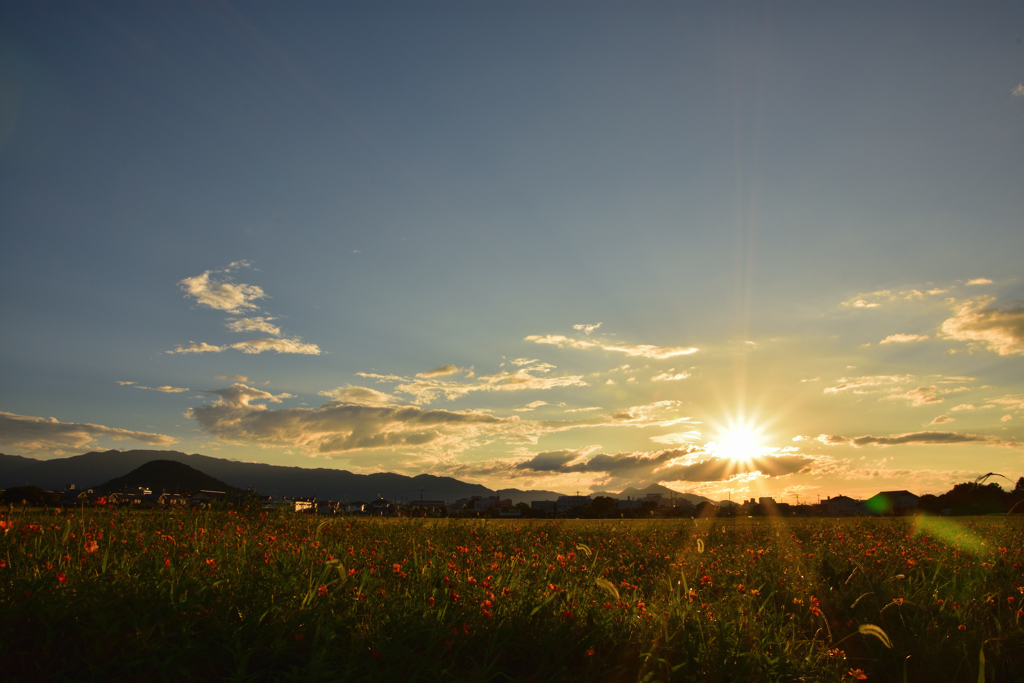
<box><xmin>2</xmin><ymin>2</ymin><xmax>1023</xmax><ymax>502</ymax></box>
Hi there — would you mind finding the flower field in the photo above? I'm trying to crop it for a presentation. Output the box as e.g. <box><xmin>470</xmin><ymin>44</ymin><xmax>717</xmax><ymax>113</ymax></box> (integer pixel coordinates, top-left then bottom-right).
<box><xmin>1</xmin><ymin>509</ymin><xmax>1022</xmax><ymax>682</ymax></box>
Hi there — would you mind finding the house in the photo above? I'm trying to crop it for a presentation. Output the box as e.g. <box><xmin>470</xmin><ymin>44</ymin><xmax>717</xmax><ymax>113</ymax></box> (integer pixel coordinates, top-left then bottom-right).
<box><xmin>409</xmin><ymin>500</ymin><xmax>447</xmax><ymax>511</ymax></box>
<box><xmin>191</xmin><ymin>490</ymin><xmax>227</xmax><ymax>507</ymax></box>
<box><xmin>823</xmin><ymin>495</ymin><xmax>862</xmax><ymax>516</ymax></box>
<box><xmin>864</xmin><ymin>490</ymin><xmax>919</xmax><ymax>515</ymax></box>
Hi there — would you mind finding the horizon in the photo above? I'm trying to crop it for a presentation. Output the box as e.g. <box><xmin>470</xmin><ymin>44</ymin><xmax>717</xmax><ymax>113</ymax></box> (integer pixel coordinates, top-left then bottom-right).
<box><xmin>2</xmin><ymin>4</ymin><xmax>1023</xmax><ymax>502</ymax></box>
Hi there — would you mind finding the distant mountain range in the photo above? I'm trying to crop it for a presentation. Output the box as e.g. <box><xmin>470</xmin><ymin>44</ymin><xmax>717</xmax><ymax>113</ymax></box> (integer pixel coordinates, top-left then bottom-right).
<box><xmin>0</xmin><ymin>449</ymin><xmax>714</xmax><ymax>505</ymax></box>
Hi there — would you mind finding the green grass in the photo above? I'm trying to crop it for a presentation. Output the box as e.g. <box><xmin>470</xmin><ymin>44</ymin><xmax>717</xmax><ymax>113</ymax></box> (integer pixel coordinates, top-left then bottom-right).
<box><xmin>1</xmin><ymin>509</ymin><xmax>1022</xmax><ymax>681</ymax></box>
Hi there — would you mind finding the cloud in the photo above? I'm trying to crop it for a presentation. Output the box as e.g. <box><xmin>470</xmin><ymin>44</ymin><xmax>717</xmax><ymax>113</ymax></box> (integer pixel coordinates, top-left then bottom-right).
<box><xmin>318</xmin><ymin>386</ymin><xmax>399</xmax><ymax>408</ymax></box>
<box><xmin>880</xmin><ymin>333</ymin><xmax>929</xmax><ymax>344</ymax></box>
<box><xmin>841</xmin><ymin>288</ymin><xmax>948</xmax><ymax>309</ymax></box>
<box><xmin>187</xmin><ymin>383</ymin><xmax>518</xmax><ymax>454</ymax></box>
<box><xmin>358</xmin><ymin>366</ymin><xmax>586</xmax><ymax>404</ymax></box>
<box><xmin>513</xmin><ymin>446</ymin><xmax>815</xmax><ymax>483</ymax></box>
<box><xmin>525</xmin><ymin>334</ymin><xmax>698</xmax><ymax>359</ymax></box>
<box><xmin>564</xmin><ymin>406</ymin><xmax>602</xmax><ymax>413</ymax></box>
<box><xmin>929</xmin><ymin>415</ymin><xmax>954</xmax><ymax>425</ymax></box>
<box><xmin>652</xmin><ymin>371</ymin><xmax>690</xmax><ymax>382</ymax></box>
<box><xmin>170</xmin><ymin>338</ymin><xmax>321</xmax><ymax>355</ymax></box>
<box><xmin>817</xmin><ymin>431</ymin><xmax>1018</xmax><ymax>448</ymax></box>
<box><xmin>572</xmin><ymin>323</ymin><xmax>602</xmax><ymax>335</ymax></box>
<box><xmin>884</xmin><ymin>386</ymin><xmax>944</xmax><ymax>406</ymax></box>
<box><xmin>1012</xmin><ymin>84</ymin><xmax>1024</xmax><ymax>97</ymax></box>
<box><xmin>118</xmin><ymin>380</ymin><xmax>190</xmax><ymax>393</ymax></box>
<box><xmin>950</xmin><ymin>404</ymin><xmax>975</xmax><ymax>411</ymax></box>
<box><xmin>966</xmin><ymin>278</ymin><xmax>993</xmax><ymax>286</ymax></box>
<box><xmin>227</xmin><ymin>317</ymin><xmax>282</xmax><ymax>336</ymax></box>
<box><xmin>416</xmin><ymin>364</ymin><xmax>462</xmax><ymax>378</ymax></box>
<box><xmin>940</xmin><ymin>297</ymin><xmax>1024</xmax><ymax>356</ymax></box>
<box><xmin>216</xmin><ymin>375</ymin><xmax>249</xmax><ymax>382</ymax></box>
<box><xmin>179</xmin><ymin>265</ymin><xmax>265</xmax><ymax>313</ymax></box>
<box><xmin>824</xmin><ymin>375</ymin><xmax>911</xmax><ymax>394</ymax></box>
<box><xmin>649</xmin><ymin>431</ymin><xmax>703</xmax><ymax>445</ymax></box>
<box><xmin>0</xmin><ymin>411</ymin><xmax>176</xmax><ymax>455</ymax></box>
<box><xmin>1002</xmin><ymin>415</ymin><xmax>1013</xmax><ymax>422</ymax></box>
<box><xmin>514</xmin><ymin>401</ymin><xmax>549</xmax><ymax>412</ymax></box>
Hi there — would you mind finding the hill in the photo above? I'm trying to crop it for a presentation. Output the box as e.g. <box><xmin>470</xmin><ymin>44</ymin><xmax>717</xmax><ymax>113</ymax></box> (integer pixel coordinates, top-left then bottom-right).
<box><xmin>0</xmin><ymin>450</ymin><xmax>496</xmax><ymax>502</ymax></box>
<box><xmin>94</xmin><ymin>460</ymin><xmax>243</xmax><ymax>496</ymax></box>
<box><xmin>592</xmin><ymin>483</ymin><xmax>715</xmax><ymax>506</ymax></box>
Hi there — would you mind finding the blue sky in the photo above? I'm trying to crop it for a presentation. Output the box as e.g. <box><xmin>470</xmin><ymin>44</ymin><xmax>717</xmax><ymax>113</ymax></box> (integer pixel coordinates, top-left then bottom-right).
<box><xmin>2</xmin><ymin>2</ymin><xmax>1023</xmax><ymax>500</ymax></box>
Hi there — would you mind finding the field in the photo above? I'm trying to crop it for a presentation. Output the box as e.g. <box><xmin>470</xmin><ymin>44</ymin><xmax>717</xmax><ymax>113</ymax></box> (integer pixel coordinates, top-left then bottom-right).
<box><xmin>1</xmin><ymin>508</ymin><xmax>1022</xmax><ymax>682</ymax></box>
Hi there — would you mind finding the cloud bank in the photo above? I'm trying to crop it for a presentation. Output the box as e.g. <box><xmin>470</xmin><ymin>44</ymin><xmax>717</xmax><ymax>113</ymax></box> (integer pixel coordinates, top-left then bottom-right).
<box><xmin>0</xmin><ymin>411</ymin><xmax>176</xmax><ymax>455</ymax></box>
<box><xmin>187</xmin><ymin>384</ymin><xmax>518</xmax><ymax>454</ymax></box>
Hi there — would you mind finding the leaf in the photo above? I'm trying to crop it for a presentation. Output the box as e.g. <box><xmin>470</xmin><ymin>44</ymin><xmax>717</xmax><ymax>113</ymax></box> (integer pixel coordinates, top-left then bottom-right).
<box><xmin>697</xmin><ymin>539</ymin><xmax>704</xmax><ymax>554</ymax></box>
<box><xmin>858</xmin><ymin>623</ymin><xmax>892</xmax><ymax>649</ymax></box>
<box><xmin>576</xmin><ymin>543</ymin><xmax>592</xmax><ymax>557</ymax></box>
<box><xmin>978</xmin><ymin>641</ymin><xmax>985</xmax><ymax>683</ymax></box>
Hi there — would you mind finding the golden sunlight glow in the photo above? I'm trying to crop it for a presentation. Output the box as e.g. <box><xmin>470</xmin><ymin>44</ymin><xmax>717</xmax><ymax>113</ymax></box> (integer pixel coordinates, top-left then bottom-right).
<box><xmin>706</xmin><ymin>419</ymin><xmax>767</xmax><ymax>463</ymax></box>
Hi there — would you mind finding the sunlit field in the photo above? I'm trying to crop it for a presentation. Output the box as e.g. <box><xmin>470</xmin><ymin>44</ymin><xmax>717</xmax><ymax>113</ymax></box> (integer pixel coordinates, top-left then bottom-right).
<box><xmin>1</xmin><ymin>509</ymin><xmax>1022</xmax><ymax>682</ymax></box>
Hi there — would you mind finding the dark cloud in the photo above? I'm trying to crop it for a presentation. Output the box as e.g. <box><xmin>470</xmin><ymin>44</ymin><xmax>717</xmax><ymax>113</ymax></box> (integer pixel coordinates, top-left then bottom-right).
<box><xmin>187</xmin><ymin>384</ymin><xmax>516</xmax><ymax>454</ymax></box>
<box><xmin>513</xmin><ymin>446</ymin><xmax>814</xmax><ymax>482</ymax></box>
<box><xmin>819</xmin><ymin>431</ymin><xmax>1017</xmax><ymax>447</ymax></box>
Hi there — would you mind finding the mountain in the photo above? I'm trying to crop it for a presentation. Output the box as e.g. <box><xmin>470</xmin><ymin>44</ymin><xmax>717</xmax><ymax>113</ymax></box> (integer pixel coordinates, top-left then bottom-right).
<box><xmin>0</xmin><ymin>450</ymin><xmax>495</xmax><ymax>502</ymax></box>
<box><xmin>94</xmin><ymin>460</ymin><xmax>243</xmax><ymax>496</ymax></box>
<box><xmin>0</xmin><ymin>453</ymin><xmax>38</xmax><ymax>481</ymax></box>
<box><xmin>496</xmin><ymin>488</ymin><xmax>565</xmax><ymax>506</ymax></box>
<box><xmin>592</xmin><ymin>483</ymin><xmax>715</xmax><ymax>506</ymax></box>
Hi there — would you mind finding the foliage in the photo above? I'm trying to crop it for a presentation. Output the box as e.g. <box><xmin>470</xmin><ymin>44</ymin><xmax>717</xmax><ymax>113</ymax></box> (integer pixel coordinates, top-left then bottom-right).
<box><xmin>0</xmin><ymin>510</ymin><xmax>1022</xmax><ymax>682</ymax></box>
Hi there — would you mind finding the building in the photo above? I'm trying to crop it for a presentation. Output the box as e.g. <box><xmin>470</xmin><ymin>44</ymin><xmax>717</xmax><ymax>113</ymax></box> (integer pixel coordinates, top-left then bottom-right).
<box><xmin>556</xmin><ymin>495</ymin><xmax>591</xmax><ymax>510</ymax></box>
<box><xmin>823</xmin><ymin>495</ymin><xmax>862</xmax><ymax>516</ymax></box>
<box><xmin>864</xmin><ymin>490</ymin><xmax>919</xmax><ymax>515</ymax></box>
<box><xmin>531</xmin><ymin>500</ymin><xmax>556</xmax><ymax>514</ymax></box>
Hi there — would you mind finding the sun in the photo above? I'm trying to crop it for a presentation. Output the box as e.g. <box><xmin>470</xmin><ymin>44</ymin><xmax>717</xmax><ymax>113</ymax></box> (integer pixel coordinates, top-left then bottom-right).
<box><xmin>708</xmin><ymin>421</ymin><xmax>766</xmax><ymax>463</ymax></box>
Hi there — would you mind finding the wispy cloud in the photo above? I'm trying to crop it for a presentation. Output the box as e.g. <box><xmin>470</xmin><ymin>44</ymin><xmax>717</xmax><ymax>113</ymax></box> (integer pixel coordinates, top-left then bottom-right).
<box><xmin>357</xmin><ymin>366</ymin><xmax>586</xmax><ymax>404</ymax></box>
<box><xmin>940</xmin><ymin>296</ymin><xmax>1024</xmax><ymax>356</ymax></box>
<box><xmin>175</xmin><ymin>262</ymin><xmax>321</xmax><ymax>356</ymax></box>
<box><xmin>514</xmin><ymin>401</ymin><xmax>549</xmax><ymax>412</ymax></box>
<box><xmin>929</xmin><ymin>415</ymin><xmax>954</xmax><ymax>425</ymax></box>
<box><xmin>1012</xmin><ymin>84</ymin><xmax>1024</xmax><ymax>97</ymax></box>
<box><xmin>884</xmin><ymin>386</ymin><xmax>944</xmax><ymax>406</ymax></box>
<box><xmin>652</xmin><ymin>371</ymin><xmax>691</xmax><ymax>382</ymax></box>
<box><xmin>227</xmin><ymin>317</ymin><xmax>281</xmax><ymax>336</ymax></box>
<box><xmin>0</xmin><ymin>411</ymin><xmax>176</xmax><ymax>455</ymax></box>
<box><xmin>966</xmin><ymin>278</ymin><xmax>993</xmax><ymax>286</ymax></box>
<box><xmin>318</xmin><ymin>386</ymin><xmax>399</xmax><ymax>407</ymax></box>
<box><xmin>841</xmin><ymin>288</ymin><xmax>948</xmax><ymax>309</ymax></box>
<box><xmin>525</xmin><ymin>334</ymin><xmax>698</xmax><ymax>359</ymax></box>
<box><xmin>824</xmin><ymin>375</ymin><xmax>911</xmax><ymax>394</ymax></box>
<box><xmin>880</xmin><ymin>333</ymin><xmax>928</xmax><ymax>344</ymax></box>
<box><xmin>572</xmin><ymin>322</ymin><xmax>602</xmax><ymax>335</ymax></box>
<box><xmin>179</xmin><ymin>262</ymin><xmax>264</xmax><ymax>313</ymax></box>
<box><xmin>170</xmin><ymin>338</ymin><xmax>321</xmax><ymax>355</ymax></box>
<box><xmin>118</xmin><ymin>381</ymin><xmax>190</xmax><ymax>393</ymax></box>
<box><xmin>416</xmin><ymin>364</ymin><xmax>463</xmax><ymax>378</ymax></box>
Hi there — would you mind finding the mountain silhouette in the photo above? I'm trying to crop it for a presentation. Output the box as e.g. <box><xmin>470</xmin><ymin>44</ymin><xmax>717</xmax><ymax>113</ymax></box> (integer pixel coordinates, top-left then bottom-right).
<box><xmin>94</xmin><ymin>460</ymin><xmax>242</xmax><ymax>496</ymax></box>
